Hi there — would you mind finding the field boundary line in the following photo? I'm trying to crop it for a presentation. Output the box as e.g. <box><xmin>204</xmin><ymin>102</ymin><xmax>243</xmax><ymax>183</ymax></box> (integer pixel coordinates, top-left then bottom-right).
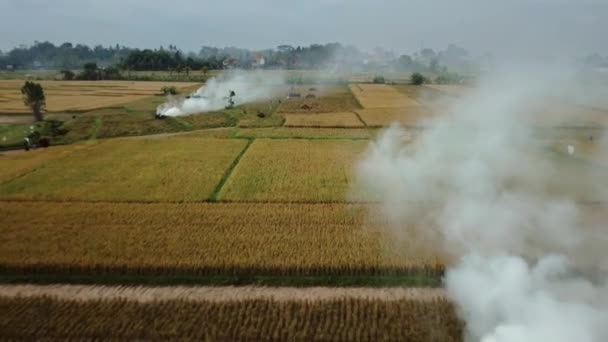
<box><xmin>209</xmin><ymin>138</ymin><xmax>254</xmax><ymax>202</ymax></box>
<box><xmin>0</xmin><ymin>143</ymin><xmax>99</xmax><ymax>187</ymax></box>
<box><xmin>89</xmin><ymin>116</ymin><xmax>103</xmax><ymax>141</ymax></box>
<box><xmin>352</xmin><ymin>110</ymin><xmax>368</xmax><ymax>127</ymax></box>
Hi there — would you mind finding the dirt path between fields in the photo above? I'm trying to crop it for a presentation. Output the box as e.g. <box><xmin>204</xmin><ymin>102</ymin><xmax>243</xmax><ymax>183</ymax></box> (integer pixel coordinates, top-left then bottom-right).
<box><xmin>0</xmin><ymin>284</ymin><xmax>446</xmax><ymax>302</ymax></box>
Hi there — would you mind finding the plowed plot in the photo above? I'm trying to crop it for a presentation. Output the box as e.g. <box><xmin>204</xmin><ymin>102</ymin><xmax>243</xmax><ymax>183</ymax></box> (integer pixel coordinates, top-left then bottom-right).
<box><xmin>356</xmin><ymin>106</ymin><xmax>434</xmax><ymax>127</ymax></box>
<box><xmin>220</xmin><ymin>139</ymin><xmax>368</xmax><ymax>202</ymax></box>
<box><xmin>0</xmin><ymin>80</ymin><xmax>198</xmax><ymax>114</ymax></box>
<box><xmin>283</xmin><ymin>112</ymin><xmax>364</xmax><ymax>128</ymax></box>
<box><xmin>350</xmin><ymin>84</ymin><xmax>419</xmax><ymax>108</ymax></box>
<box><xmin>0</xmin><ymin>138</ymin><xmax>247</xmax><ymax>201</ymax></box>
<box><xmin>0</xmin><ymin>201</ymin><xmax>444</xmax><ymax>274</ymax></box>
<box><xmin>277</xmin><ymin>85</ymin><xmax>361</xmax><ymax>113</ymax></box>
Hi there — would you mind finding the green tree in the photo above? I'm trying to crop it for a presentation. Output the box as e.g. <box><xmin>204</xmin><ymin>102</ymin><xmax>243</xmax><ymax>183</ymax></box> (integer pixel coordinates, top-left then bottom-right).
<box><xmin>21</xmin><ymin>81</ymin><xmax>45</xmax><ymax>121</ymax></box>
<box><xmin>60</xmin><ymin>69</ymin><xmax>75</xmax><ymax>80</ymax></box>
<box><xmin>411</xmin><ymin>72</ymin><xmax>426</xmax><ymax>86</ymax></box>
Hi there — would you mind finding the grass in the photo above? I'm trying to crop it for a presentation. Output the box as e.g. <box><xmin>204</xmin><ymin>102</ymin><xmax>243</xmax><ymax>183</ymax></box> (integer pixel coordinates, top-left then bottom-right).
<box><xmin>0</xmin><ymin>201</ymin><xmax>444</xmax><ymax>276</ymax></box>
<box><xmin>0</xmin><ymin>296</ymin><xmax>462</xmax><ymax>341</ymax></box>
<box><xmin>0</xmin><ymin>138</ymin><xmax>248</xmax><ymax>201</ymax></box>
<box><xmin>219</xmin><ymin>139</ymin><xmax>370</xmax><ymax>202</ymax></box>
<box><xmin>283</xmin><ymin>112</ymin><xmax>365</xmax><ymax>128</ymax></box>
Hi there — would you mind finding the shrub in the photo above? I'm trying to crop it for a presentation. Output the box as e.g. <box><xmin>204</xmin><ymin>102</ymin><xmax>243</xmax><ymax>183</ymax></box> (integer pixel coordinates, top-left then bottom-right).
<box><xmin>161</xmin><ymin>86</ymin><xmax>178</xmax><ymax>95</ymax></box>
<box><xmin>372</xmin><ymin>75</ymin><xmax>385</xmax><ymax>84</ymax></box>
<box><xmin>410</xmin><ymin>72</ymin><xmax>426</xmax><ymax>86</ymax></box>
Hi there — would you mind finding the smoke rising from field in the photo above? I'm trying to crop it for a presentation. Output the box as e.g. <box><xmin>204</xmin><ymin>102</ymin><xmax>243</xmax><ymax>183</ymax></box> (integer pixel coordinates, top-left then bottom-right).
<box><xmin>356</xmin><ymin>65</ymin><xmax>608</xmax><ymax>341</ymax></box>
<box><xmin>156</xmin><ymin>71</ymin><xmax>285</xmax><ymax>117</ymax></box>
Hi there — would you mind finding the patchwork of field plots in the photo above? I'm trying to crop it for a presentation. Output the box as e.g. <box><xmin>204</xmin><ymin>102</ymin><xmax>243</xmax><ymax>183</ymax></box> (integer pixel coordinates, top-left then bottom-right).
<box><xmin>0</xmin><ymin>138</ymin><xmax>247</xmax><ymax>202</ymax></box>
<box><xmin>0</xmin><ymin>80</ymin><xmax>199</xmax><ymax>114</ymax></box>
<box><xmin>283</xmin><ymin>112</ymin><xmax>364</xmax><ymax>127</ymax></box>
<box><xmin>350</xmin><ymin>84</ymin><xmax>420</xmax><ymax>108</ymax></box>
<box><xmin>0</xmin><ymin>201</ymin><xmax>444</xmax><ymax>275</ymax></box>
<box><xmin>219</xmin><ymin>139</ymin><xmax>369</xmax><ymax>202</ymax></box>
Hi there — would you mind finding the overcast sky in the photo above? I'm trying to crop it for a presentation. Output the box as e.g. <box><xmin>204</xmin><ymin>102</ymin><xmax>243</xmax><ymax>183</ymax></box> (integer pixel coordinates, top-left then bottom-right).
<box><xmin>1</xmin><ymin>0</ymin><xmax>607</xmax><ymax>56</ymax></box>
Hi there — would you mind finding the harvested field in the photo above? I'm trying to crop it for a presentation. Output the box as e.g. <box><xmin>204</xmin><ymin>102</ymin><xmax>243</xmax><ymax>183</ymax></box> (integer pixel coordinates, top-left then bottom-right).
<box><xmin>283</xmin><ymin>112</ymin><xmax>364</xmax><ymax>128</ymax></box>
<box><xmin>356</xmin><ymin>106</ymin><xmax>435</xmax><ymax>127</ymax></box>
<box><xmin>350</xmin><ymin>84</ymin><xmax>420</xmax><ymax>108</ymax></box>
<box><xmin>0</xmin><ymin>201</ymin><xmax>444</xmax><ymax>276</ymax></box>
<box><xmin>236</xmin><ymin>127</ymin><xmax>372</xmax><ymax>139</ymax></box>
<box><xmin>0</xmin><ymin>296</ymin><xmax>462</xmax><ymax>341</ymax></box>
<box><xmin>219</xmin><ymin>139</ymin><xmax>369</xmax><ymax>202</ymax></box>
<box><xmin>277</xmin><ymin>85</ymin><xmax>361</xmax><ymax>113</ymax></box>
<box><xmin>0</xmin><ymin>138</ymin><xmax>248</xmax><ymax>201</ymax></box>
<box><xmin>0</xmin><ymin>80</ymin><xmax>199</xmax><ymax>114</ymax></box>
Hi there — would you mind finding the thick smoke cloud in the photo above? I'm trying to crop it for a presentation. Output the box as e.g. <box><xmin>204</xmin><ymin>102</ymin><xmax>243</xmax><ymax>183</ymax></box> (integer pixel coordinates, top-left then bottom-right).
<box><xmin>156</xmin><ymin>71</ymin><xmax>284</xmax><ymax>117</ymax></box>
<box><xmin>356</xmin><ymin>65</ymin><xmax>608</xmax><ymax>341</ymax></box>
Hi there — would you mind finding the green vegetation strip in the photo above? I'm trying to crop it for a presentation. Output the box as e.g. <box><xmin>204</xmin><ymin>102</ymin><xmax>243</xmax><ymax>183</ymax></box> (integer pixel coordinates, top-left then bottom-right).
<box><xmin>209</xmin><ymin>138</ymin><xmax>254</xmax><ymax>202</ymax></box>
<box><xmin>0</xmin><ymin>271</ymin><xmax>442</xmax><ymax>288</ymax></box>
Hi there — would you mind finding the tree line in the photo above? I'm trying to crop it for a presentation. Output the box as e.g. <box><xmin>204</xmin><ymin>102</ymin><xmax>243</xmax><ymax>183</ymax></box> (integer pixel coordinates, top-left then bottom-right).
<box><xmin>0</xmin><ymin>41</ymin><xmax>478</xmax><ymax>73</ymax></box>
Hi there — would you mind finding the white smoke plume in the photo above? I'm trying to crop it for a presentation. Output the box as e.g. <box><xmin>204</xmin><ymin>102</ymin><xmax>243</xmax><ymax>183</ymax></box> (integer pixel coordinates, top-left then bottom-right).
<box><xmin>156</xmin><ymin>70</ymin><xmax>285</xmax><ymax>117</ymax></box>
<box><xmin>356</xmin><ymin>65</ymin><xmax>608</xmax><ymax>341</ymax></box>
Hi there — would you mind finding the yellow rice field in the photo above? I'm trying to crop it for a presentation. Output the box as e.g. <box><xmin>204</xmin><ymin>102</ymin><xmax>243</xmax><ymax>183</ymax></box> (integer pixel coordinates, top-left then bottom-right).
<box><xmin>0</xmin><ymin>201</ymin><xmax>444</xmax><ymax>274</ymax></box>
<box><xmin>219</xmin><ymin>139</ymin><xmax>369</xmax><ymax>202</ymax></box>
<box><xmin>0</xmin><ymin>80</ymin><xmax>199</xmax><ymax>114</ymax></box>
<box><xmin>356</xmin><ymin>106</ymin><xmax>435</xmax><ymax>127</ymax></box>
<box><xmin>350</xmin><ymin>84</ymin><xmax>420</xmax><ymax>108</ymax></box>
<box><xmin>283</xmin><ymin>112</ymin><xmax>364</xmax><ymax>128</ymax></box>
<box><xmin>0</xmin><ymin>138</ymin><xmax>247</xmax><ymax>202</ymax></box>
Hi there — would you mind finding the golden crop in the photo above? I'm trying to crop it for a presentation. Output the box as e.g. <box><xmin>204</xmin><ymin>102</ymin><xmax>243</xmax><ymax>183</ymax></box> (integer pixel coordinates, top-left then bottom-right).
<box><xmin>0</xmin><ymin>138</ymin><xmax>248</xmax><ymax>202</ymax></box>
<box><xmin>284</xmin><ymin>112</ymin><xmax>365</xmax><ymax>128</ymax></box>
<box><xmin>219</xmin><ymin>139</ymin><xmax>370</xmax><ymax>202</ymax></box>
<box><xmin>350</xmin><ymin>84</ymin><xmax>419</xmax><ymax>108</ymax></box>
<box><xmin>0</xmin><ymin>80</ymin><xmax>199</xmax><ymax>114</ymax></box>
<box><xmin>0</xmin><ymin>296</ymin><xmax>463</xmax><ymax>341</ymax></box>
<box><xmin>0</xmin><ymin>201</ymin><xmax>445</xmax><ymax>275</ymax></box>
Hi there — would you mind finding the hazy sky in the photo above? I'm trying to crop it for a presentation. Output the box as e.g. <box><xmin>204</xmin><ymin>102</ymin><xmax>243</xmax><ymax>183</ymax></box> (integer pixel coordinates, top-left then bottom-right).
<box><xmin>1</xmin><ymin>0</ymin><xmax>607</xmax><ymax>56</ymax></box>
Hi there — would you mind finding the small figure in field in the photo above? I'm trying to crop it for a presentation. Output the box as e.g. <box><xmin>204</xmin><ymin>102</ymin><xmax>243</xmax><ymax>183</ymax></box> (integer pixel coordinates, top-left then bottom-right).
<box><xmin>226</xmin><ymin>90</ymin><xmax>236</xmax><ymax>109</ymax></box>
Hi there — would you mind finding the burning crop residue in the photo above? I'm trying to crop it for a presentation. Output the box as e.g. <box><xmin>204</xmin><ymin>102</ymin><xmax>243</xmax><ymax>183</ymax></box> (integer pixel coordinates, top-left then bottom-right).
<box><xmin>156</xmin><ymin>70</ymin><xmax>285</xmax><ymax>117</ymax></box>
<box><xmin>356</xmin><ymin>65</ymin><xmax>608</xmax><ymax>342</ymax></box>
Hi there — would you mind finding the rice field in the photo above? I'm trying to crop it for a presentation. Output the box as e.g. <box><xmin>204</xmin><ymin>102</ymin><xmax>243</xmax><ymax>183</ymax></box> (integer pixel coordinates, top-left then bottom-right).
<box><xmin>219</xmin><ymin>139</ymin><xmax>369</xmax><ymax>202</ymax></box>
<box><xmin>356</xmin><ymin>106</ymin><xmax>435</xmax><ymax>127</ymax></box>
<box><xmin>0</xmin><ymin>296</ymin><xmax>462</xmax><ymax>341</ymax></box>
<box><xmin>0</xmin><ymin>80</ymin><xmax>199</xmax><ymax>114</ymax></box>
<box><xmin>235</xmin><ymin>127</ymin><xmax>372</xmax><ymax>139</ymax></box>
<box><xmin>277</xmin><ymin>85</ymin><xmax>362</xmax><ymax>113</ymax></box>
<box><xmin>0</xmin><ymin>143</ymin><xmax>92</xmax><ymax>183</ymax></box>
<box><xmin>0</xmin><ymin>201</ymin><xmax>444</xmax><ymax>275</ymax></box>
<box><xmin>0</xmin><ymin>138</ymin><xmax>248</xmax><ymax>202</ymax></box>
<box><xmin>350</xmin><ymin>84</ymin><xmax>420</xmax><ymax>108</ymax></box>
<box><xmin>283</xmin><ymin>112</ymin><xmax>365</xmax><ymax>127</ymax></box>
